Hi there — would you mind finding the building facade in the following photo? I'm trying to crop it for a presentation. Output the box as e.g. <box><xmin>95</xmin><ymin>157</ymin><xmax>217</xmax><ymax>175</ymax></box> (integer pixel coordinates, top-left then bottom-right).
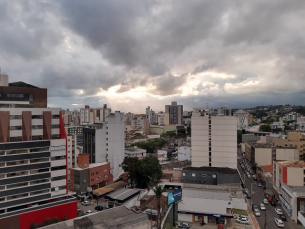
<box><xmin>273</xmin><ymin>161</ymin><xmax>305</xmax><ymax>193</ymax></box>
<box><xmin>181</xmin><ymin>167</ymin><xmax>240</xmax><ymax>185</ymax></box>
<box><xmin>0</xmin><ymin>74</ymin><xmax>47</xmax><ymax>108</ymax></box>
<box><xmin>165</xmin><ymin>101</ymin><xmax>183</xmax><ymax>125</ymax></box>
<box><xmin>191</xmin><ymin>115</ymin><xmax>237</xmax><ymax>169</ymax></box>
<box><xmin>82</xmin><ymin>111</ymin><xmax>125</xmax><ymax>180</ymax></box>
<box><xmin>80</xmin><ymin>104</ymin><xmax>111</xmax><ymax>124</ymax></box>
<box><xmin>273</xmin><ymin>132</ymin><xmax>305</xmax><ymax>160</ymax></box>
<box><xmin>234</xmin><ymin>110</ymin><xmax>249</xmax><ymax>130</ymax></box>
<box><xmin>177</xmin><ymin>146</ymin><xmax>191</xmax><ymax>161</ymax></box>
<box><xmin>0</xmin><ymin>108</ymin><xmax>76</xmax><ymax>226</ymax></box>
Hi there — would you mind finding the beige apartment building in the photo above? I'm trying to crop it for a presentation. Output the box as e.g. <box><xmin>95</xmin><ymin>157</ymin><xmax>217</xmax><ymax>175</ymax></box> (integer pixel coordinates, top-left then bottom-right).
<box><xmin>273</xmin><ymin>132</ymin><xmax>305</xmax><ymax>159</ymax></box>
<box><xmin>192</xmin><ymin>115</ymin><xmax>237</xmax><ymax>169</ymax></box>
<box><xmin>80</xmin><ymin>104</ymin><xmax>111</xmax><ymax>124</ymax></box>
<box><xmin>245</xmin><ymin>142</ymin><xmax>298</xmax><ymax>166</ymax></box>
<box><xmin>273</xmin><ymin>161</ymin><xmax>305</xmax><ymax>193</ymax></box>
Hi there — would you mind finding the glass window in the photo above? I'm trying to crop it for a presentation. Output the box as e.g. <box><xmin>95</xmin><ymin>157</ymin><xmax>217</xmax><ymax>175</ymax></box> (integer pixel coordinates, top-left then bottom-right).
<box><xmin>29</xmin><ymin>94</ymin><xmax>33</xmax><ymax>101</ymax></box>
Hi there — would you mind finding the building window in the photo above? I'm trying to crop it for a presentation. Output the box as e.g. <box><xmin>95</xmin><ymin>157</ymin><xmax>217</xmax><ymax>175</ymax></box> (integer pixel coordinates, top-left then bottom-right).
<box><xmin>202</xmin><ymin>174</ymin><xmax>206</xmax><ymax>177</ymax></box>
<box><xmin>91</xmin><ymin>173</ymin><xmax>94</xmax><ymax>176</ymax></box>
<box><xmin>183</xmin><ymin>173</ymin><xmax>185</xmax><ymax>176</ymax></box>
<box><xmin>192</xmin><ymin>173</ymin><xmax>195</xmax><ymax>177</ymax></box>
<box><xmin>104</xmin><ymin>175</ymin><xmax>108</xmax><ymax>178</ymax></box>
<box><xmin>96</xmin><ymin>171</ymin><xmax>99</xmax><ymax>174</ymax></box>
<box><xmin>104</xmin><ymin>169</ymin><xmax>107</xmax><ymax>172</ymax></box>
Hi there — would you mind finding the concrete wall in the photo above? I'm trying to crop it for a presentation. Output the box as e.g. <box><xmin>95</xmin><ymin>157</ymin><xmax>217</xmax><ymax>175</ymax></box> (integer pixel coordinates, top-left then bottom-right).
<box><xmin>181</xmin><ymin>169</ymin><xmax>217</xmax><ymax>184</ymax></box>
<box><xmin>287</xmin><ymin>167</ymin><xmax>304</xmax><ymax>186</ymax></box>
<box><xmin>255</xmin><ymin>148</ymin><xmax>272</xmax><ymax>166</ymax></box>
<box><xmin>178</xmin><ymin>146</ymin><xmax>191</xmax><ymax>161</ymax></box>
<box><xmin>276</xmin><ymin>148</ymin><xmax>299</xmax><ymax>161</ymax></box>
<box><xmin>217</xmin><ymin>174</ymin><xmax>240</xmax><ymax>184</ymax></box>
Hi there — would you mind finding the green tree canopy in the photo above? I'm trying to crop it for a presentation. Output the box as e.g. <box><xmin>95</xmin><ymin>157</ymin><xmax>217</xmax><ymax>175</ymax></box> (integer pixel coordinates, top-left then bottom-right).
<box><xmin>122</xmin><ymin>155</ymin><xmax>162</xmax><ymax>189</ymax></box>
<box><xmin>259</xmin><ymin>124</ymin><xmax>271</xmax><ymax>132</ymax></box>
<box><xmin>131</xmin><ymin>139</ymin><xmax>167</xmax><ymax>153</ymax></box>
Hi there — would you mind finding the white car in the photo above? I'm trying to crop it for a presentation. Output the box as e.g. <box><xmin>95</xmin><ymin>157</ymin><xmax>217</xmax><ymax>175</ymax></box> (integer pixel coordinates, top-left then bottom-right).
<box><xmin>275</xmin><ymin>208</ymin><xmax>283</xmax><ymax>215</ymax></box>
<box><xmin>263</xmin><ymin>199</ymin><xmax>269</xmax><ymax>204</ymax></box>
<box><xmin>236</xmin><ymin>217</ymin><xmax>249</xmax><ymax>224</ymax></box>
<box><xmin>274</xmin><ymin>218</ymin><xmax>284</xmax><ymax>227</ymax></box>
<box><xmin>253</xmin><ymin>209</ymin><xmax>261</xmax><ymax>217</ymax></box>
<box><xmin>84</xmin><ymin>210</ymin><xmax>92</xmax><ymax>215</ymax></box>
<box><xmin>260</xmin><ymin>204</ymin><xmax>266</xmax><ymax>210</ymax></box>
<box><xmin>247</xmin><ymin>174</ymin><xmax>251</xmax><ymax>178</ymax></box>
<box><xmin>177</xmin><ymin>222</ymin><xmax>189</xmax><ymax>228</ymax></box>
<box><xmin>82</xmin><ymin>200</ymin><xmax>90</xmax><ymax>206</ymax></box>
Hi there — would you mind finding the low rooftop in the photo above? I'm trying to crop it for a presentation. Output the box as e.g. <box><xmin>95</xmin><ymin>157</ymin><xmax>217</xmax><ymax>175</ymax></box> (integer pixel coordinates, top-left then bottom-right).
<box><xmin>182</xmin><ymin>166</ymin><xmax>238</xmax><ymax>174</ymax></box>
<box><xmin>93</xmin><ymin>181</ymin><xmax>128</xmax><ymax>196</ymax></box>
<box><xmin>276</xmin><ymin>160</ymin><xmax>305</xmax><ymax>168</ymax></box>
<box><xmin>183</xmin><ymin>187</ymin><xmax>231</xmax><ymax>201</ymax></box>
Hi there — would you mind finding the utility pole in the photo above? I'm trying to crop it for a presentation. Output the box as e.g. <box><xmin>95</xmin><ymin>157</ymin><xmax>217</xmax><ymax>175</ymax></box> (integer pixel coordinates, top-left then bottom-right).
<box><xmin>264</xmin><ymin>209</ymin><xmax>267</xmax><ymax>229</ymax></box>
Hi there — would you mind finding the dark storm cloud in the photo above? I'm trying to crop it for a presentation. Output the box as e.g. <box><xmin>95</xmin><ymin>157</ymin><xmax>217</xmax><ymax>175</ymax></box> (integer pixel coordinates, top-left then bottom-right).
<box><xmin>0</xmin><ymin>1</ymin><xmax>62</xmax><ymax>60</ymax></box>
<box><xmin>1</xmin><ymin>0</ymin><xmax>305</xmax><ymax>110</ymax></box>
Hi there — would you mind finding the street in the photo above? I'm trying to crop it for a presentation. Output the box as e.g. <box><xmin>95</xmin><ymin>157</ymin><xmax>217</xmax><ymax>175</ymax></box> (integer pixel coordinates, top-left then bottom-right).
<box><xmin>237</xmin><ymin>156</ymin><xmax>302</xmax><ymax>229</ymax></box>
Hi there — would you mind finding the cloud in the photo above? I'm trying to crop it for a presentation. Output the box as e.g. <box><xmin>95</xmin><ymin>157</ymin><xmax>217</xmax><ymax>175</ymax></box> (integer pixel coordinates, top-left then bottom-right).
<box><xmin>0</xmin><ymin>0</ymin><xmax>305</xmax><ymax>112</ymax></box>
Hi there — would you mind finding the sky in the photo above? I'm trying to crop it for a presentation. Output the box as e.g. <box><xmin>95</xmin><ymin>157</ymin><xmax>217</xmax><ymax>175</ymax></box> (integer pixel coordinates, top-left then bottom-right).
<box><xmin>1</xmin><ymin>0</ymin><xmax>305</xmax><ymax>113</ymax></box>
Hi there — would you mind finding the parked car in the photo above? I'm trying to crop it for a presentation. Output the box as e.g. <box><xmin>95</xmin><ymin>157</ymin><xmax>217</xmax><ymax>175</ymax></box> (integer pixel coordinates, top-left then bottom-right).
<box><xmin>253</xmin><ymin>208</ymin><xmax>261</xmax><ymax>217</ymax></box>
<box><xmin>82</xmin><ymin>200</ymin><xmax>90</xmax><ymax>206</ymax></box>
<box><xmin>252</xmin><ymin>175</ymin><xmax>257</xmax><ymax>180</ymax></box>
<box><xmin>274</xmin><ymin>218</ymin><xmax>284</xmax><ymax>228</ymax></box>
<box><xmin>275</xmin><ymin>208</ymin><xmax>283</xmax><ymax>215</ymax></box>
<box><xmin>178</xmin><ymin>222</ymin><xmax>190</xmax><ymax>228</ymax></box>
<box><xmin>95</xmin><ymin>205</ymin><xmax>103</xmax><ymax>211</ymax></box>
<box><xmin>263</xmin><ymin>199</ymin><xmax>269</xmax><ymax>204</ymax></box>
<box><xmin>260</xmin><ymin>204</ymin><xmax>266</xmax><ymax>210</ymax></box>
<box><xmin>237</xmin><ymin>215</ymin><xmax>248</xmax><ymax>220</ymax></box>
<box><xmin>236</xmin><ymin>217</ymin><xmax>250</xmax><ymax>224</ymax></box>
<box><xmin>257</xmin><ymin>183</ymin><xmax>262</xmax><ymax>187</ymax></box>
<box><xmin>247</xmin><ymin>174</ymin><xmax>251</xmax><ymax>178</ymax></box>
<box><xmin>264</xmin><ymin>193</ymin><xmax>270</xmax><ymax>198</ymax></box>
<box><xmin>84</xmin><ymin>210</ymin><xmax>92</xmax><ymax>215</ymax></box>
<box><xmin>270</xmin><ymin>201</ymin><xmax>276</xmax><ymax>206</ymax></box>
<box><xmin>280</xmin><ymin>214</ymin><xmax>287</xmax><ymax>221</ymax></box>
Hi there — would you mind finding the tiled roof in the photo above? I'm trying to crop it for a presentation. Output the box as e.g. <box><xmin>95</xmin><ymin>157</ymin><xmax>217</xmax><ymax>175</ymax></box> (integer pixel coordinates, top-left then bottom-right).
<box><xmin>276</xmin><ymin>160</ymin><xmax>305</xmax><ymax>168</ymax></box>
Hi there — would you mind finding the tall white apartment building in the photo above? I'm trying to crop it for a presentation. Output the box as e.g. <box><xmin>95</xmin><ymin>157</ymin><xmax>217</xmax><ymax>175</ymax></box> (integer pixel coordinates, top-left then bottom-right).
<box><xmin>191</xmin><ymin>115</ymin><xmax>237</xmax><ymax>169</ymax></box>
<box><xmin>83</xmin><ymin>111</ymin><xmax>125</xmax><ymax>180</ymax></box>
<box><xmin>234</xmin><ymin>110</ymin><xmax>249</xmax><ymax>130</ymax></box>
<box><xmin>80</xmin><ymin>104</ymin><xmax>111</xmax><ymax>124</ymax></box>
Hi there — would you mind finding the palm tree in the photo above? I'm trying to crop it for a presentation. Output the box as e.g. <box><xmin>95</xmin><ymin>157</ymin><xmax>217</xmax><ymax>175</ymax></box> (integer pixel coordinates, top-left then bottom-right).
<box><xmin>153</xmin><ymin>185</ymin><xmax>166</xmax><ymax>229</ymax></box>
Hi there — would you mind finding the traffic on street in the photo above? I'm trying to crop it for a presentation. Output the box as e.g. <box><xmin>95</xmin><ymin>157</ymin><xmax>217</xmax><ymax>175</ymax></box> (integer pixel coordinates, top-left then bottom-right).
<box><xmin>237</xmin><ymin>151</ymin><xmax>302</xmax><ymax>229</ymax></box>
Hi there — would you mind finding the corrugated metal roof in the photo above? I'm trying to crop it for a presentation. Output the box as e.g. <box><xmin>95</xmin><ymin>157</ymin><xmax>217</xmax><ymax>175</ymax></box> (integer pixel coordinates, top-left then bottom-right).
<box><xmin>93</xmin><ymin>181</ymin><xmax>127</xmax><ymax>196</ymax></box>
<box><xmin>183</xmin><ymin>188</ymin><xmax>231</xmax><ymax>200</ymax></box>
<box><xmin>106</xmin><ymin>188</ymin><xmax>141</xmax><ymax>201</ymax></box>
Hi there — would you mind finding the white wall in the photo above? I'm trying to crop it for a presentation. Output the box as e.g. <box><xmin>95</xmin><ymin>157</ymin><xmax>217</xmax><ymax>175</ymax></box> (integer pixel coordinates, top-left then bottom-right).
<box><xmin>107</xmin><ymin>111</ymin><xmax>125</xmax><ymax>179</ymax></box>
<box><xmin>178</xmin><ymin>146</ymin><xmax>191</xmax><ymax>161</ymax></box>
<box><xmin>276</xmin><ymin>148</ymin><xmax>299</xmax><ymax>161</ymax></box>
<box><xmin>287</xmin><ymin>167</ymin><xmax>304</xmax><ymax>186</ymax></box>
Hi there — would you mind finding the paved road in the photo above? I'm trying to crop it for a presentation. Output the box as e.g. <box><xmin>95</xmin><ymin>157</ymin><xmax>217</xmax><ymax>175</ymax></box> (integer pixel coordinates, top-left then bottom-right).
<box><xmin>238</xmin><ymin>155</ymin><xmax>302</xmax><ymax>229</ymax></box>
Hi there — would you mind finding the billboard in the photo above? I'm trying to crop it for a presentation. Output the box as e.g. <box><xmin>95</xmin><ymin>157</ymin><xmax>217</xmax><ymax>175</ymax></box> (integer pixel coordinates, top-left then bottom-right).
<box><xmin>168</xmin><ymin>188</ymin><xmax>182</xmax><ymax>204</ymax></box>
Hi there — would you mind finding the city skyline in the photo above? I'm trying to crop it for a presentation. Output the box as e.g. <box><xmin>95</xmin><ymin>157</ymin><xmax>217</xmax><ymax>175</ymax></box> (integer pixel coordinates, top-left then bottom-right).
<box><xmin>1</xmin><ymin>1</ymin><xmax>305</xmax><ymax>112</ymax></box>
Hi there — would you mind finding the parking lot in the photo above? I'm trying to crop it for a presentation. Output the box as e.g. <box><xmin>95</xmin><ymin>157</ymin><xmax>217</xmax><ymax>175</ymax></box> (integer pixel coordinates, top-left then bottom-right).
<box><xmin>77</xmin><ymin>198</ymin><xmax>107</xmax><ymax>216</ymax></box>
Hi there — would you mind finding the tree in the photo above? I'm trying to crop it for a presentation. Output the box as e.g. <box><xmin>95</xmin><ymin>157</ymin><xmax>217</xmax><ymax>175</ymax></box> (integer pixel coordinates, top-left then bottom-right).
<box><xmin>141</xmin><ymin>155</ymin><xmax>162</xmax><ymax>188</ymax></box>
<box><xmin>30</xmin><ymin>223</ymin><xmax>38</xmax><ymax>229</ymax></box>
<box><xmin>259</xmin><ymin>124</ymin><xmax>271</xmax><ymax>132</ymax></box>
<box><xmin>252</xmin><ymin>162</ymin><xmax>258</xmax><ymax>173</ymax></box>
<box><xmin>153</xmin><ymin>185</ymin><xmax>166</xmax><ymax>229</ymax></box>
<box><xmin>121</xmin><ymin>157</ymin><xmax>141</xmax><ymax>187</ymax></box>
<box><xmin>237</xmin><ymin>130</ymin><xmax>242</xmax><ymax>144</ymax></box>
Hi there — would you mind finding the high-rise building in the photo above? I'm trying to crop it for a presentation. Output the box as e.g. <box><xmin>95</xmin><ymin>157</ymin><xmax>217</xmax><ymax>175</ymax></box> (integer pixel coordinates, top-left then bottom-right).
<box><xmin>80</xmin><ymin>104</ymin><xmax>111</xmax><ymax>124</ymax></box>
<box><xmin>0</xmin><ymin>76</ymin><xmax>76</xmax><ymax>228</ymax></box>
<box><xmin>0</xmin><ymin>74</ymin><xmax>47</xmax><ymax>108</ymax></box>
<box><xmin>82</xmin><ymin>111</ymin><xmax>125</xmax><ymax>180</ymax></box>
<box><xmin>0</xmin><ymin>109</ymin><xmax>76</xmax><ymax>227</ymax></box>
<box><xmin>217</xmin><ymin>104</ymin><xmax>232</xmax><ymax>116</ymax></box>
<box><xmin>165</xmin><ymin>101</ymin><xmax>183</xmax><ymax>125</ymax></box>
<box><xmin>191</xmin><ymin>114</ymin><xmax>237</xmax><ymax>169</ymax></box>
<box><xmin>234</xmin><ymin>109</ymin><xmax>249</xmax><ymax>130</ymax></box>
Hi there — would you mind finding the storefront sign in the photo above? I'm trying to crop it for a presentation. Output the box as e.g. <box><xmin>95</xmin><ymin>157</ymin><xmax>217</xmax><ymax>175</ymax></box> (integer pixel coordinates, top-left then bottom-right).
<box><xmin>213</xmin><ymin>214</ymin><xmax>221</xmax><ymax>218</ymax></box>
<box><xmin>168</xmin><ymin>189</ymin><xmax>182</xmax><ymax>204</ymax></box>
